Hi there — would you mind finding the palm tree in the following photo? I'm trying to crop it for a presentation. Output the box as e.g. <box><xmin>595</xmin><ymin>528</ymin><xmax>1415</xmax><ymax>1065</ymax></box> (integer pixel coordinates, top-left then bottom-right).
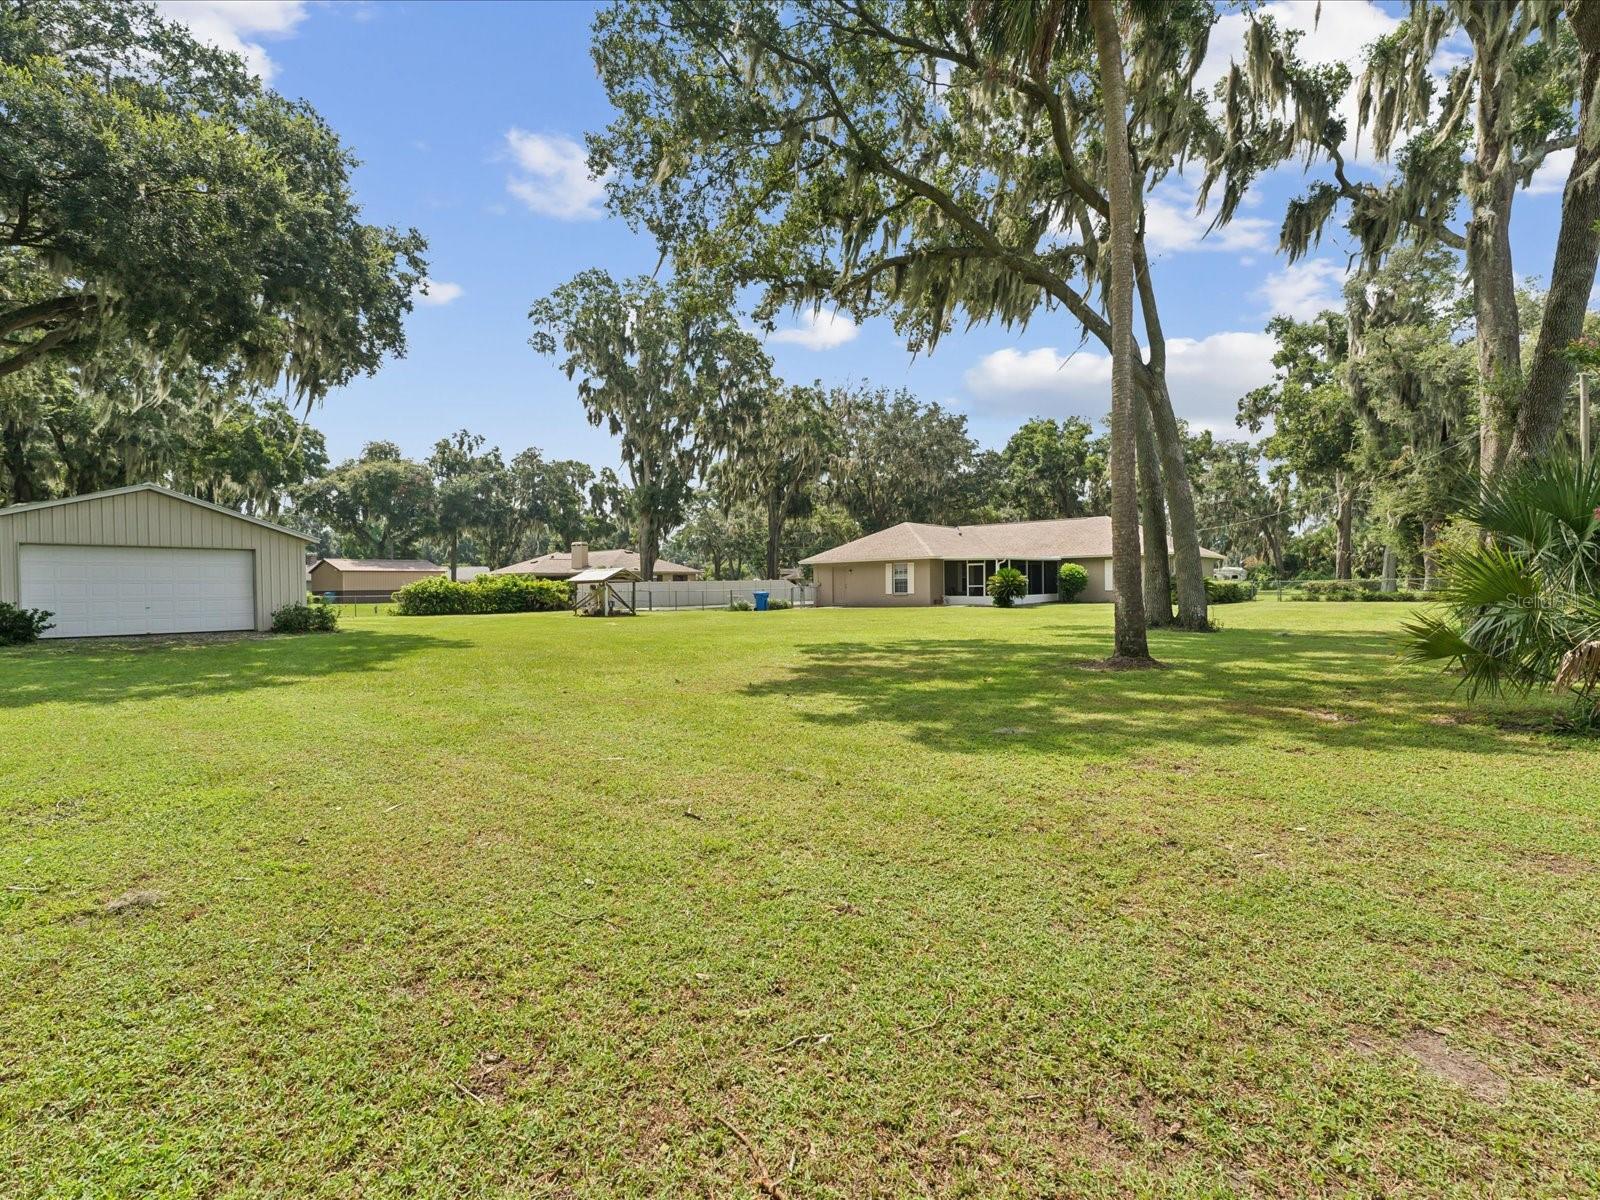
<box><xmin>1403</xmin><ymin>456</ymin><xmax>1600</xmax><ymax>721</ymax></box>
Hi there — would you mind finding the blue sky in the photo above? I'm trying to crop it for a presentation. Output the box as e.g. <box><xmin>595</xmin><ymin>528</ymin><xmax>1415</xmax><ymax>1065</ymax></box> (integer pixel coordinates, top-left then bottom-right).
<box><xmin>157</xmin><ymin>0</ymin><xmax>1573</xmax><ymax>468</ymax></box>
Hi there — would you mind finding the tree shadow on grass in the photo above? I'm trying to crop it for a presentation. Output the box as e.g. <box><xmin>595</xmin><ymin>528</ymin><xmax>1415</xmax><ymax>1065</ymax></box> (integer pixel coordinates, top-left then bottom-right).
<box><xmin>0</xmin><ymin>629</ymin><xmax>469</xmax><ymax>709</ymax></box>
<box><xmin>747</xmin><ymin>624</ymin><xmax>1565</xmax><ymax>759</ymax></box>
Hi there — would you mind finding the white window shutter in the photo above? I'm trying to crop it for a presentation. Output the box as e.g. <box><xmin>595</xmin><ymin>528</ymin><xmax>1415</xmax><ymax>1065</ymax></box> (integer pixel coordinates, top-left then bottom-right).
<box><xmin>885</xmin><ymin>562</ymin><xmax>893</xmax><ymax>594</ymax></box>
<box><xmin>906</xmin><ymin>563</ymin><xmax>915</xmax><ymax>595</ymax></box>
<box><xmin>1104</xmin><ymin>559</ymin><xmax>1115</xmax><ymax>592</ymax></box>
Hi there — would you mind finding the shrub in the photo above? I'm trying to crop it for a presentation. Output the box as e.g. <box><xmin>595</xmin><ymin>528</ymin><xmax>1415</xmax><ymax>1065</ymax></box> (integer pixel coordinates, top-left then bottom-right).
<box><xmin>0</xmin><ymin>602</ymin><xmax>53</xmax><ymax>644</ymax></box>
<box><xmin>271</xmin><ymin>603</ymin><xmax>338</xmax><ymax>633</ymax></box>
<box><xmin>1403</xmin><ymin>454</ymin><xmax>1600</xmax><ymax>720</ymax></box>
<box><xmin>1292</xmin><ymin>580</ymin><xmax>1425</xmax><ymax>602</ymax></box>
<box><xmin>393</xmin><ymin>574</ymin><xmax>570</xmax><ymax>616</ymax></box>
<box><xmin>986</xmin><ymin>566</ymin><xmax>1028</xmax><ymax>607</ymax></box>
<box><xmin>1205</xmin><ymin>579</ymin><xmax>1257</xmax><ymax>604</ymax></box>
<box><xmin>767</xmin><ymin>598</ymin><xmax>792</xmax><ymax>610</ymax></box>
<box><xmin>1057</xmin><ymin>562</ymin><xmax>1089</xmax><ymax>602</ymax></box>
<box><xmin>470</xmin><ymin>574</ymin><xmax>571</xmax><ymax>613</ymax></box>
<box><xmin>728</xmin><ymin>598</ymin><xmax>753</xmax><ymax>611</ymax></box>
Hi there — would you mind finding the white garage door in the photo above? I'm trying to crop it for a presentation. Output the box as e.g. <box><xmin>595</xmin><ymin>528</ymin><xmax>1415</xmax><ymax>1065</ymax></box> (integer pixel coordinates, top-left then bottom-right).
<box><xmin>19</xmin><ymin>545</ymin><xmax>255</xmax><ymax>638</ymax></box>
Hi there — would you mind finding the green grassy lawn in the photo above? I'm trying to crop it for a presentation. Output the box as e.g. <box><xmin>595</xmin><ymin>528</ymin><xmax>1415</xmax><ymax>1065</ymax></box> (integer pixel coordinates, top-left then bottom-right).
<box><xmin>2</xmin><ymin>601</ymin><xmax>1597</xmax><ymax>1198</ymax></box>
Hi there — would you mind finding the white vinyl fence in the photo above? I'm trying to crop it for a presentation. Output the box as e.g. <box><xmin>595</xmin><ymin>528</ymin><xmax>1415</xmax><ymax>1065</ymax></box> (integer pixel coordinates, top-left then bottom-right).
<box><xmin>630</xmin><ymin>579</ymin><xmax>816</xmax><ymax>611</ymax></box>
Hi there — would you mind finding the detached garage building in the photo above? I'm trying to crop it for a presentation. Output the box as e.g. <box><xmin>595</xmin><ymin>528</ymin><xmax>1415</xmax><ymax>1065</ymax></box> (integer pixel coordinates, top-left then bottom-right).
<box><xmin>0</xmin><ymin>484</ymin><xmax>312</xmax><ymax>638</ymax></box>
<box><xmin>306</xmin><ymin>558</ymin><xmax>444</xmax><ymax>600</ymax></box>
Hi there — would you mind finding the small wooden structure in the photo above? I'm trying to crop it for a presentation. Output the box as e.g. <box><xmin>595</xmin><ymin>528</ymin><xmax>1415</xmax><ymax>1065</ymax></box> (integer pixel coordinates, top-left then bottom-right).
<box><xmin>570</xmin><ymin>565</ymin><xmax>640</xmax><ymax>617</ymax></box>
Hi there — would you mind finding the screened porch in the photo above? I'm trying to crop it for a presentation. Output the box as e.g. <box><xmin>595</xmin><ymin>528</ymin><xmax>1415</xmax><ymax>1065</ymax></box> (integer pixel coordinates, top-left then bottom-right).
<box><xmin>941</xmin><ymin>558</ymin><xmax>1060</xmax><ymax>605</ymax></box>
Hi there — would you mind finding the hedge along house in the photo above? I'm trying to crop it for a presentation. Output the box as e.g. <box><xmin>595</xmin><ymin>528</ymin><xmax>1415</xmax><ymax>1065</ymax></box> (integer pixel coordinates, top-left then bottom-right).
<box><xmin>0</xmin><ymin>484</ymin><xmax>313</xmax><ymax>637</ymax></box>
<box><xmin>801</xmin><ymin>516</ymin><xmax>1226</xmax><ymax>607</ymax></box>
<box><xmin>307</xmin><ymin>558</ymin><xmax>445</xmax><ymax>601</ymax></box>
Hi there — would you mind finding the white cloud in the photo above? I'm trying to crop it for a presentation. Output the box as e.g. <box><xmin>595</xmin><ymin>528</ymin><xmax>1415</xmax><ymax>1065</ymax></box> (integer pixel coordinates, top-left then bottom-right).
<box><xmin>1256</xmin><ymin>259</ymin><xmax>1347</xmax><ymax>320</ymax></box>
<box><xmin>504</xmin><ymin>130</ymin><xmax>606</xmax><ymax>220</ymax></box>
<box><xmin>963</xmin><ymin>331</ymin><xmax>1278</xmax><ymax>434</ymax></box>
<box><xmin>1528</xmin><ymin>147</ymin><xmax>1574</xmax><ymax>197</ymax></box>
<box><xmin>413</xmin><ymin>279</ymin><xmax>463</xmax><ymax>307</ymax></box>
<box><xmin>1144</xmin><ymin>182</ymin><xmax>1274</xmax><ymax>255</ymax></box>
<box><xmin>155</xmin><ymin>1</ymin><xmax>308</xmax><ymax>82</ymax></box>
<box><xmin>1196</xmin><ymin>1</ymin><xmax>1400</xmax><ymax>169</ymax></box>
<box><xmin>767</xmin><ymin>309</ymin><xmax>860</xmax><ymax>350</ymax></box>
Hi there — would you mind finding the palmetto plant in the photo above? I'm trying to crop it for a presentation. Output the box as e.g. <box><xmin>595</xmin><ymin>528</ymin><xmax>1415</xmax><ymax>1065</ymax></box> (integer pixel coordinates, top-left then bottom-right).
<box><xmin>1403</xmin><ymin>456</ymin><xmax>1600</xmax><ymax>718</ymax></box>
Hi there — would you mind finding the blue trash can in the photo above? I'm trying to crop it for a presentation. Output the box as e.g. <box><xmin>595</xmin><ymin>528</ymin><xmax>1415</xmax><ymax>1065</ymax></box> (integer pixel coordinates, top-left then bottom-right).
<box><xmin>752</xmin><ymin>590</ymin><xmax>770</xmax><ymax>611</ymax></box>
<box><xmin>322</xmin><ymin>591</ymin><xmax>336</xmax><ymax>604</ymax></box>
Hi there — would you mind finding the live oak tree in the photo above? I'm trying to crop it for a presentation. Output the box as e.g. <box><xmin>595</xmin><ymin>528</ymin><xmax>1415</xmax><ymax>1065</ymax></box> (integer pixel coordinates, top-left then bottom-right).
<box><xmin>999</xmin><ymin>417</ymin><xmax>1100</xmax><ymax>519</ymax></box>
<box><xmin>588</xmin><ymin>0</ymin><xmax>1227</xmax><ymax>633</ymax></box>
<box><xmin>428</xmin><ymin>431</ymin><xmax>499</xmax><ymax>580</ymax></box>
<box><xmin>1089</xmin><ymin>0</ymin><xmax>1150</xmax><ymax>660</ymax></box>
<box><xmin>1239</xmin><ymin>314</ymin><xmax>1365</xmax><ymax>579</ymax></box>
<box><xmin>1249</xmin><ymin>0</ymin><xmax>1600</xmax><ymax>477</ymax></box>
<box><xmin>0</xmin><ymin>0</ymin><xmax>425</xmax><ymax>397</ymax></box>
<box><xmin>730</xmin><ymin>381</ymin><xmax>836</xmax><ymax>579</ymax></box>
<box><xmin>823</xmin><ymin>386</ymin><xmax>982</xmax><ymax>530</ymax></box>
<box><xmin>298</xmin><ymin>442</ymin><xmax>436</xmax><ymax>559</ymax></box>
<box><xmin>528</xmin><ymin>270</ymin><xmax>772</xmax><ymax>579</ymax></box>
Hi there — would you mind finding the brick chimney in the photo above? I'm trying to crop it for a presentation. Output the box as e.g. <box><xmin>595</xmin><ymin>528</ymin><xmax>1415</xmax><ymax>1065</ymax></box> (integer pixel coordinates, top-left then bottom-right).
<box><xmin>569</xmin><ymin>541</ymin><xmax>589</xmax><ymax>570</ymax></box>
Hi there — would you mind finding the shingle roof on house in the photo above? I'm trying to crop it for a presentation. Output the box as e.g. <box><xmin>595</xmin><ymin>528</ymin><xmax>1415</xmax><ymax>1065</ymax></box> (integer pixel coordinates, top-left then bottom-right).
<box><xmin>492</xmin><ymin>548</ymin><xmax>700</xmax><ymax>578</ymax></box>
<box><xmin>311</xmin><ymin>558</ymin><xmax>444</xmax><ymax>573</ymax></box>
<box><xmin>800</xmin><ymin>516</ymin><xmax>1225</xmax><ymax>565</ymax></box>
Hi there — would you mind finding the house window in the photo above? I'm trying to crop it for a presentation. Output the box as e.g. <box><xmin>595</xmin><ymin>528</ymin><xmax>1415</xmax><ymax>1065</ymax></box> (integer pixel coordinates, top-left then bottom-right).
<box><xmin>1104</xmin><ymin>559</ymin><xmax>1115</xmax><ymax>592</ymax></box>
<box><xmin>891</xmin><ymin>562</ymin><xmax>910</xmax><ymax>595</ymax></box>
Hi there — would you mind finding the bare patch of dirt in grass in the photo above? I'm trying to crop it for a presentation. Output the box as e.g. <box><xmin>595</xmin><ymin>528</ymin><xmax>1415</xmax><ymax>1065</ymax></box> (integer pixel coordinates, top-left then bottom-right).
<box><xmin>103</xmin><ymin>888</ymin><xmax>163</xmax><ymax>914</ymax></box>
<box><xmin>1515</xmin><ymin>850</ymin><xmax>1594</xmax><ymax>877</ymax></box>
<box><xmin>1302</xmin><ymin>708</ymin><xmax>1359</xmax><ymax>724</ymax></box>
<box><xmin>462</xmin><ymin>1050</ymin><xmax>530</xmax><ymax>1103</ymax></box>
<box><xmin>1075</xmin><ymin>656</ymin><xmax>1170</xmax><ymax>672</ymax></box>
<box><xmin>1401</xmin><ymin>1030</ymin><xmax>1508</xmax><ymax>1102</ymax></box>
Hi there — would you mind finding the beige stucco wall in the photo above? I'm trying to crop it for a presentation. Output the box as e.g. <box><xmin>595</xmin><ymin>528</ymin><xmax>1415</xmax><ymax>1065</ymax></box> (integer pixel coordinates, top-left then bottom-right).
<box><xmin>308</xmin><ymin>563</ymin><xmax>442</xmax><ymax>595</ymax></box>
<box><xmin>0</xmin><ymin>489</ymin><xmax>309</xmax><ymax>631</ymax></box>
<box><xmin>814</xmin><ymin>559</ymin><xmax>941</xmax><ymax>607</ymax></box>
<box><xmin>814</xmin><ymin>552</ymin><xmax>1227</xmax><ymax>607</ymax></box>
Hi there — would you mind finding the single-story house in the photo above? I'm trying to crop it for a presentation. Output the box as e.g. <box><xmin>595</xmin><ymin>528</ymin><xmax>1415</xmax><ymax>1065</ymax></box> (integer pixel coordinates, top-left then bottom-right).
<box><xmin>0</xmin><ymin>483</ymin><xmax>312</xmax><ymax>637</ymax></box>
<box><xmin>452</xmin><ymin>565</ymin><xmax>491</xmax><ymax>583</ymax></box>
<box><xmin>307</xmin><ymin>557</ymin><xmax>445</xmax><ymax>599</ymax></box>
<box><xmin>801</xmin><ymin>516</ymin><xmax>1225</xmax><ymax>607</ymax></box>
<box><xmin>492</xmin><ymin>541</ymin><xmax>701</xmax><ymax>582</ymax></box>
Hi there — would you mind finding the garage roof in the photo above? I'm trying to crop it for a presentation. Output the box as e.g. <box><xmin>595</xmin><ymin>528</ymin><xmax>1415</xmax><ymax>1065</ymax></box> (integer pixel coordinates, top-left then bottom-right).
<box><xmin>0</xmin><ymin>483</ymin><xmax>315</xmax><ymax>541</ymax></box>
<box><xmin>311</xmin><ymin>558</ymin><xmax>443</xmax><ymax>573</ymax></box>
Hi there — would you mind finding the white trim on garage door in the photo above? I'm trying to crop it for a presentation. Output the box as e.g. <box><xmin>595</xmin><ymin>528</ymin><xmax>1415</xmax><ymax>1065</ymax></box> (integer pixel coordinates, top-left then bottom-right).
<box><xmin>19</xmin><ymin>545</ymin><xmax>255</xmax><ymax>638</ymax></box>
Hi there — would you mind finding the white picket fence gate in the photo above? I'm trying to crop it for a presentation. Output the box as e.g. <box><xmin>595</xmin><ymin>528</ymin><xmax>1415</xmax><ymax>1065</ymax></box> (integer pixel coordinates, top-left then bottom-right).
<box><xmin>629</xmin><ymin>579</ymin><xmax>816</xmax><ymax>611</ymax></box>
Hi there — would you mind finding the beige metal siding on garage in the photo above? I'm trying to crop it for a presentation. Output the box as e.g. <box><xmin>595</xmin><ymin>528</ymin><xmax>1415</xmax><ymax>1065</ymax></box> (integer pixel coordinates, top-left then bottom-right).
<box><xmin>307</xmin><ymin>564</ymin><xmax>442</xmax><ymax>594</ymax></box>
<box><xmin>0</xmin><ymin>489</ymin><xmax>307</xmax><ymax>632</ymax></box>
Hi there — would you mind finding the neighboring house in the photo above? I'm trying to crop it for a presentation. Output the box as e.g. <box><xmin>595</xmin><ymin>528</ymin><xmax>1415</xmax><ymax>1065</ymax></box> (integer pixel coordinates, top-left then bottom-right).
<box><xmin>492</xmin><ymin>541</ymin><xmax>701</xmax><ymax>582</ymax></box>
<box><xmin>307</xmin><ymin>558</ymin><xmax>445</xmax><ymax>600</ymax></box>
<box><xmin>801</xmin><ymin>516</ymin><xmax>1225</xmax><ymax>607</ymax></box>
<box><xmin>452</xmin><ymin>565</ymin><xmax>491</xmax><ymax>583</ymax></box>
<box><xmin>0</xmin><ymin>483</ymin><xmax>312</xmax><ymax>637</ymax></box>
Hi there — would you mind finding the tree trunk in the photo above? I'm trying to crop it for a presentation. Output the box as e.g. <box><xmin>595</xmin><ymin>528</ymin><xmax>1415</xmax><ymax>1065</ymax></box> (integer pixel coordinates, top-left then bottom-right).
<box><xmin>1381</xmin><ymin>542</ymin><xmax>1396</xmax><ymax>593</ymax></box>
<box><xmin>1140</xmin><ymin>373</ymin><xmax>1210</xmax><ymax>630</ymax></box>
<box><xmin>1091</xmin><ymin>0</ymin><xmax>1150</xmax><ymax>662</ymax></box>
<box><xmin>449</xmin><ymin>533</ymin><xmax>459</xmax><ymax>582</ymax></box>
<box><xmin>638</xmin><ymin>514</ymin><xmax>657</xmax><ymax>581</ymax></box>
<box><xmin>1467</xmin><ymin>31</ymin><xmax>1522</xmax><ymax>479</ymax></box>
<box><xmin>1334</xmin><ymin>475</ymin><xmax>1354</xmax><ymax>580</ymax></box>
<box><xmin>1135</xmin><ymin>394</ymin><xmax>1172</xmax><ymax>626</ymax></box>
<box><xmin>1421</xmin><ymin>519</ymin><xmax>1439</xmax><ymax>591</ymax></box>
<box><xmin>1512</xmin><ymin>34</ymin><xmax>1600</xmax><ymax>462</ymax></box>
<box><xmin>766</xmin><ymin>497</ymin><xmax>783</xmax><ymax>581</ymax></box>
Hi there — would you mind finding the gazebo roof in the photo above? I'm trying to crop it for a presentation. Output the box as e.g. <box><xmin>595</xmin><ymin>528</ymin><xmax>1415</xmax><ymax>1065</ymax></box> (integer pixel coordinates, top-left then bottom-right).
<box><xmin>569</xmin><ymin>566</ymin><xmax>641</xmax><ymax>583</ymax></box>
